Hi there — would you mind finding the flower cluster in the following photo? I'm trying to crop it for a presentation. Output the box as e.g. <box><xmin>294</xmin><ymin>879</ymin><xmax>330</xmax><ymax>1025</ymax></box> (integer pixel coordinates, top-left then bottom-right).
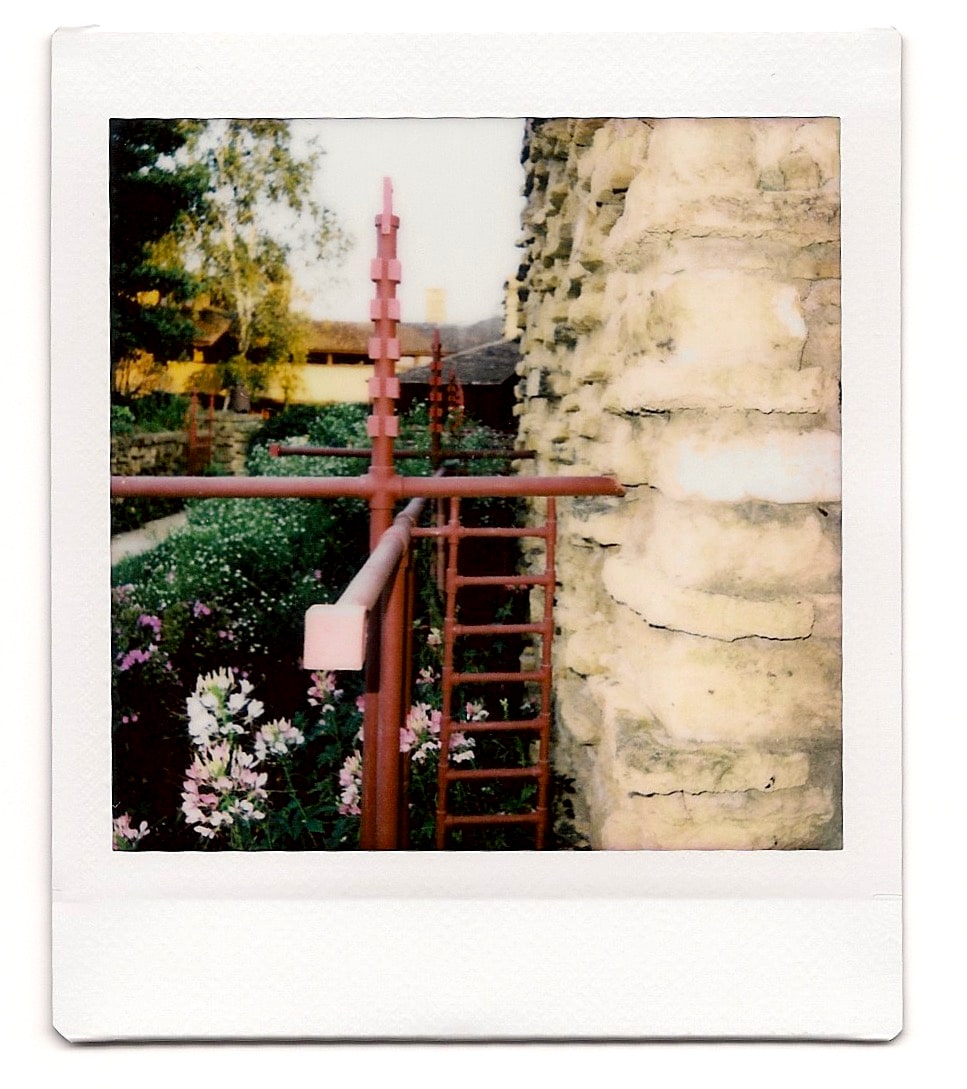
<box><xmin>180</xmin><ymin>668</ymin><xmax>304</xmax><ymax>842</ymax></box>
<box><xmin>307</xmin><ymin>670</ymin><xmax>341</xmax><ymax>711</ymax></box>
<box><xmin>185</xmin><ymin>668</ymin><xmax>264</xmax><ymax>748</ymax></box>
<box><xmin>112</xmin><ymin>812</ymin><xmax>150</xmax><ymax>850</ymax></box>
<box><xmin>182</xmin><ymin>740</ymin><xmax>268</xmax><ymax>839</ymax></box>
<box><xmin>338</xmin><ymin>751</ymin><xmax>362</xmax><ymax>816</ymax></box>
<box><xmin>254</xmin><ymin>718</ymin><xmax>305</xmax><ymax>762</ymax></box>
<box><xmin>116</xmin><ymin>613</ymin><xmax>168</xmax><ymax>674</ymax></box>
<box><xmin>399</xmin><ymin>702</ymin><xmax>476</xmax><ymax>765</ymax></box>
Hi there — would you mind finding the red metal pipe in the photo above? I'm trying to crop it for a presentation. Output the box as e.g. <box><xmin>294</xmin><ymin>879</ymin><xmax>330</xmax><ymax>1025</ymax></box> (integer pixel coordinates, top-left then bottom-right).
<box><xmin>110</xmin><ymin>472</ymin><xmax>623</xmax><ymax>501</ymax></box>
<box><xmin>271</xmin><ymin>446</ymin><xmax>536</xmax><ymax>461</ymax></box>
<box><xmin>331</xmin><ymin>496</ymin><xmax>426</xmax><ymax>615</ymax></box>
<box><xmin>396</xmin><ymin>475</ymin><xmax>623</xmax><ymax>499</ymax></box>
<box><xmin>374</xmin><ymin>554</ymin><xmax>406</xmax><ymax>849</ymax></box>
<box><xmin>110</xmin><ymin>474</ymin><xmax>377</xmax><ymax>499</ymax></box>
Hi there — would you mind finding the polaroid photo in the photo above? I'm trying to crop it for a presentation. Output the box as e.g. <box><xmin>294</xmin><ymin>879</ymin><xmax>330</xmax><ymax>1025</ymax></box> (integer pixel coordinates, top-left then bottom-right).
<box><xmin>51</xmin><ymin>29</ymin><xmax>901</xmax><ymax>1040</ymax></box>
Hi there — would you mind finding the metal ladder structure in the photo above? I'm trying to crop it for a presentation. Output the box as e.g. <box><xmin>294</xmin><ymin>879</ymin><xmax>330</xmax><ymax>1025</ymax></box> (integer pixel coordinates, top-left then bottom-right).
<box><xmin>428</xmin><ymin>495</ymin><xmax>557</xmax><ymax>848</ymax></box>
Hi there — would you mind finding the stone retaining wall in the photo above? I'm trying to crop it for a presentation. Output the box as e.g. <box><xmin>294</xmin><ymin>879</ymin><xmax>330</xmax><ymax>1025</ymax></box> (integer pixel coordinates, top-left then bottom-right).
<box><xmin>110</xmin><ymin>414</ymin><xmax>263</xmax><ymax>477</ymax></box>
<box><xmin>514</xmin><ymin>117</ymin><xmax>842</xmax><ymax>850</ymax></box>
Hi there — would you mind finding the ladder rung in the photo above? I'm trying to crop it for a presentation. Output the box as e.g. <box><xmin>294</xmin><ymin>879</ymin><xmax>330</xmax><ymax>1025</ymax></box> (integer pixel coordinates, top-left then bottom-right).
<box><xmin>443</xmin><ymin>765</ymin><xmax>541</xmax><ymax>782</ymax></box>
<box><xmin>452</xmin><ymin>526</ymin><xmax>550</xmax><ymax>539</ymax></box>
<box><xmin>449</xmin><ymin>669</ymin><xmax>549</xmax><ymax>685</ymax></box>
<box><xmin>443</xmin><ymin>811</ymin><xmax>542</xmax><ymax>827</ymax></box>
<box><xmin>414</xmin><ymin>525</ymin><xmax>549</xmax><ymax>540</ymax></box>
<box><xmin>446</xmin><ymin>717</ymin><xmax>547</xmax><ymax>734</ymax></box>
<box><xmin>452</xmin><ymin>622</ymin><xmax>547</xmax><ymax>637</ymax></box>
<box><xmin>453</xmin><ymin>574</ymin><xmax>551</xmax><ymax>588</ymax></box>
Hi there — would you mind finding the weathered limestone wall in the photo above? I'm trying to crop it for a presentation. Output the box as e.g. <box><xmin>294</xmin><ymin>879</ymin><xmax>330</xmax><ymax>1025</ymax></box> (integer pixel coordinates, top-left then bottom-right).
<box><xmin>515</xmin><ymin>118</ymin><xmax>841</xmax><ymax>850</ymax></box>
<box><xmin>110</xmin><ymin>414</ymin><xmax>263</xmax><ymax>477</ymax></box>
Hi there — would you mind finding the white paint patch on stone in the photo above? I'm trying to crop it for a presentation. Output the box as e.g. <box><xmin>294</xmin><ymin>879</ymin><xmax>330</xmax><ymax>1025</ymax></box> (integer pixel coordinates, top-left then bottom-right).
<box><xmin>774</xmin><ymin>283</ymin><xmax>808</xmax><ymax>339</ymax></box>
<box><xmin>663</xmin><ymin>431</ymin><xmax>841</xmax><ymax>503</ymax></box>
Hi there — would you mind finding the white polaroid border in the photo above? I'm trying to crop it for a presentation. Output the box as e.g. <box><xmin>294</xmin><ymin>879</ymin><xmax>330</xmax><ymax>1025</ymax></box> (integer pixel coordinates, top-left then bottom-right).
<box><xmin>51</xmin><ymin>30</ymin><xmax>901</xmax><ymax>1041</ymax></box>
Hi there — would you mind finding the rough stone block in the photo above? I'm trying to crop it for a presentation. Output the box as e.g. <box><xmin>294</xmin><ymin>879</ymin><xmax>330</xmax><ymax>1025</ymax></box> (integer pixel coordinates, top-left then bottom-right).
<box><xmin>600</xmin><ymin>270</ymin><xmax>808</xmax><ymax>373</ymax></box>
<box><xmin>597</xmin><ymin>615</ymin><xmax>841</xmax><ymax>745</ymax></box>
<box><xmin>604</xmin><ymin>361</ymin><xmax>830</xmax><ymax>415</ymax></box>
<box><xmin>613</xmin><ymin>724</ymin><xmax>811</xmax><ymax>797</ymax></box>
<box><xmin>602</xmin><ymin>560</ymin><xmax>816</xmax><ymax>641</ymax></box>
<box><xmin>597</xmin><ymin>785</ymin><xmax>838</xmax><ymax>850</ymax></box>
<box><xmin>616</xmin><ymin>494</ymin><xmax>842</xmax><ymax>597</ymax></box>
<box><xmin>588</xmin><ymin>126</ymin><xmax>651</xmax><ymax>201</ymax></box>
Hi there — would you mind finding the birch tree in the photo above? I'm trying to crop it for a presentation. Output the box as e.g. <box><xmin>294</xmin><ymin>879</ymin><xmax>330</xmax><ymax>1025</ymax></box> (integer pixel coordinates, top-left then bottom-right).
<box><xmin>178</xmin><ymin>119</ymin><xmax>349</xmax><ymax>398</ymax></box>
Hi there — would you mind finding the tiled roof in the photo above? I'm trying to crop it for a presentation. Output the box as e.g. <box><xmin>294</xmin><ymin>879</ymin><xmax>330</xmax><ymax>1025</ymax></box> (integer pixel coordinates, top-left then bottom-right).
<box><xmin>400</xmin><ymin>339</ymin><xmax>520</xmax><ymax>386</ymax></box>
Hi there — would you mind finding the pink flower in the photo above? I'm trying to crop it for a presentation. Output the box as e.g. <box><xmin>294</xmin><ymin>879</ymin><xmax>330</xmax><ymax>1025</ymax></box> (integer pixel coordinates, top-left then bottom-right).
<box><xmin>308</xmin><ymin>670</ymin><xmax>342</xmax><ymax>706</ymax></box>
<box><xmin>137</xmin><ymin>614</ymin><xmax>162</xmax><ymax>636</ymax></box>
<box><xmin>112</xmin><ymin>813</ymin><xmax>150</xmax><ymax>849</ymax></box>
<box><xmin>337</xmin><ymin>751</ymin><xmax>362</xmax><ymax>816</ymax></box>
<box><xmin>192</xmin><ymin>600</ymin><xmax>212</xmax><ymax>618</ymax></box>
<box><xmin>118</xmin><ymin>645</ymin><xmax>155</xmax><ymax>672</ymax></box>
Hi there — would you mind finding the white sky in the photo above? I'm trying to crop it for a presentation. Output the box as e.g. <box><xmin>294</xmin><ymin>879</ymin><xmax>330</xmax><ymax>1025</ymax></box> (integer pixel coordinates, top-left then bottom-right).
<box><xmin>289</xmin><ymin>118</ymin><xmax>527</xmax><ymax>327</ymax></box>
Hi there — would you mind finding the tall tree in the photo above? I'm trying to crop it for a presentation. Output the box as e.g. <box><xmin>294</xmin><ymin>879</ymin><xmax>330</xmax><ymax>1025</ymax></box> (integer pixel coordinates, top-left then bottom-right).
<box><xmin>176</xmin><ymin>120</ymin><xmax>349</xmax><ymax>398</ymax></box>
<box><xmin>109</xmin><ymin>119</ymin><xmax>209</xmax><ymax>394</ymax></box>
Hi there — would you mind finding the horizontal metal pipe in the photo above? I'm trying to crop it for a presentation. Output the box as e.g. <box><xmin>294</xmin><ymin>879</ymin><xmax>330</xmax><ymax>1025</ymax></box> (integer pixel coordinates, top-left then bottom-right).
<box><xmin>110</xmin><ymin>474</ymin><xmax>378</xmax><ymax>499</ymax></box>
<box><xmin>396</xmin><ymin>474</ymin><xmax>624</xmax><ymax>499</ymax></box>
<box><xmin>111</xmin><ymin>472</ymin><xmax>624</xmax><ymax>501</ymax></box>
<box><xmin>452</xmin><ymin>622</ymin><xmax>546</xmax><ymax>636</ymax></box>
<box><xmin>443</xmin><ymin>766</ymin><xmax>541</xmax><ymax>782</ymax></box>
<box><xmin>412</xmin><ymin>525</ymin><xmax>550</xmax><ymax>540</ymax></box>
<box><xmin>450</xmin><ymin>669</ymin><xmax>550</xmax><ymax>685</ymax></box>
<box><xmin>453</xmin><ymin>719</ymin><xmax>547</xmax><ymax>734</ymax></box>
<box><xmin>272</xmin><ymin>445</ymin><xmax>536</xmax><ymax>461</ymax></box>
<box><xmin>335</xmin><ymin>495</ymin><xmax>427</xmax><ymax>615</ymax></box>
<box><xmin>453</xmin><ymin>574</ymin><xmax>551</xmax><ymax>588</ymax></box>
<box><xmin>443</xmin><ymin>812</ymin><xmax>541</xmax><ymax>826</ymax></box>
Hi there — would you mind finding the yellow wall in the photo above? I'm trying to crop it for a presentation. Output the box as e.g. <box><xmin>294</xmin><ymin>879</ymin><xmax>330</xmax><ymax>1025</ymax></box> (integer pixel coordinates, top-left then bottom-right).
<box><xmin>116</xmin><ymin>356</ymin><xmax>428</xmax><ymax>406</ymax></box>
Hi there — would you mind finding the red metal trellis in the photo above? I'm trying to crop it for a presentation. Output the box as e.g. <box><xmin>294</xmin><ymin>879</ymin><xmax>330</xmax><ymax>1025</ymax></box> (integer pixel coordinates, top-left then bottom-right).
<box><xmin>186</xmin><ymin>392</ymin><xmax>215</xmax><ymax>473</ymax></box>
<box><xmin>111</xmin><ymin>177</ymin><xmax>623</xmax><ymax>850</ymax></box>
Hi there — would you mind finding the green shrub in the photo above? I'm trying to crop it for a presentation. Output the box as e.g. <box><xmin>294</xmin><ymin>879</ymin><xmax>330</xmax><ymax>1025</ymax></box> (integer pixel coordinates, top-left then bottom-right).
<box><xmin>111</xmin><ymin>404</ymin><xmax>136</xmax><ymax>435</ymax></box>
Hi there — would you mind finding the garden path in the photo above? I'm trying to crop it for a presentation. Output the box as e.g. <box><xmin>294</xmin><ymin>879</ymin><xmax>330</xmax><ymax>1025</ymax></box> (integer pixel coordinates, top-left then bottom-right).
<box><xmin>111</xmin><ymin>511</ymin><xmax>188</xmax><ymax>567</ymax></box>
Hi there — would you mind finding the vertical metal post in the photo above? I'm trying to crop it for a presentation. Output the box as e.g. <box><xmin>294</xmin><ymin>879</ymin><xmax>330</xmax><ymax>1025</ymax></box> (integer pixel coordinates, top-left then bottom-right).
<box><xmin>534</xmin><ymin>497</ymin><xmax>556</xmax><ymax>849</ymax></box>
<box><xmin>360</xmin><ymin>176</ymin><xmax>404</xmax><ymax>850</ymax></box>
<box><xmin>399</xmin><ymin>556</ymin><xmax>417</xmax><ymax>848</ymax></box>
<box><xmin>435</xmin><ymin>496</ymin><xmax>461</xmax><ymax>849</ymax></box>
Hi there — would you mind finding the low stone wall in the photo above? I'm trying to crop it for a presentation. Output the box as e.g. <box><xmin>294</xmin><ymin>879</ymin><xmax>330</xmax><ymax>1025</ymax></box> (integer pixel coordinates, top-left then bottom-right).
<box><xmin>110</xmin><ymin>414</ymin><xmax>263</xmax><ymax>477</ymax></box>
<box><xmin>515</xmin><ymin>117</ymin><xmax>842</xmax><ymax>850</ymax></box>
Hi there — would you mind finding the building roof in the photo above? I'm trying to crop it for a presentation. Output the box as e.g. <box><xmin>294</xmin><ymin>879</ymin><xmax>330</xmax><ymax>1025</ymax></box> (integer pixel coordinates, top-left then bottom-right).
<box><xmin>190</xmin><ymin>308</ymin><xmax>232</xmax><ymax>347</ymax></box>
<box><xmin>188</xmin><ymin>310</ymin><xmax>504</xmax><ymax>360</ymax></box>
<box><xmin>399</xmin><ymin>338</ymin><xmax>521</xmax><ymax>387</ymax></box>
<box><xmin>304</xmin><ymin>320</ymin><xmax>435</xmax><ymax>356</ymax></box>
<box><xmin>304</xmin><ymin>317</ymin><xmax>504</xmax><ymax>357</ymax></box>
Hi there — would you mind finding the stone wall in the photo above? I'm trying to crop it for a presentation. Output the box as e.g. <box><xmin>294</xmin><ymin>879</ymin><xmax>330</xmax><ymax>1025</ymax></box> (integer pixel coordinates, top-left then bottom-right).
<box><xmin>514</xmin><ymin>118</ymin><xmax>841</xmax><ymax>850</ymax></box>
<box><xmin>110</xmin><ymin>414</ymin><xmax>263</xmax><ymax>477</ymax></box>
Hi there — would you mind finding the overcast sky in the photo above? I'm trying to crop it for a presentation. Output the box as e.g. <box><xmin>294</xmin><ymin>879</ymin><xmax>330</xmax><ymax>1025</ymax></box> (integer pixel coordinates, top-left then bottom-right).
<box><xmin>289</xmin><ymin>118</ymin><xmax>527</xmax><ymax>327</ymax></box>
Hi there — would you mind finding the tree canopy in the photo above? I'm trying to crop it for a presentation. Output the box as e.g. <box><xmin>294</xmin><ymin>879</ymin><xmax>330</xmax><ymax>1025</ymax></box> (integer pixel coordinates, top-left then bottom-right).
<box><xmin>110</xmin><ymin>119</ymin><xmax>349</xmax><ymax>400</ymax></box>
<box><xmin>109</xmin><ymin>119</ymin><xmax>209</xmax><ymax>389</ymax></box>
<box><xmin>176</xmin><ymin>119</ymin><xmax>350</xmax><ymax>397</ymax></box>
